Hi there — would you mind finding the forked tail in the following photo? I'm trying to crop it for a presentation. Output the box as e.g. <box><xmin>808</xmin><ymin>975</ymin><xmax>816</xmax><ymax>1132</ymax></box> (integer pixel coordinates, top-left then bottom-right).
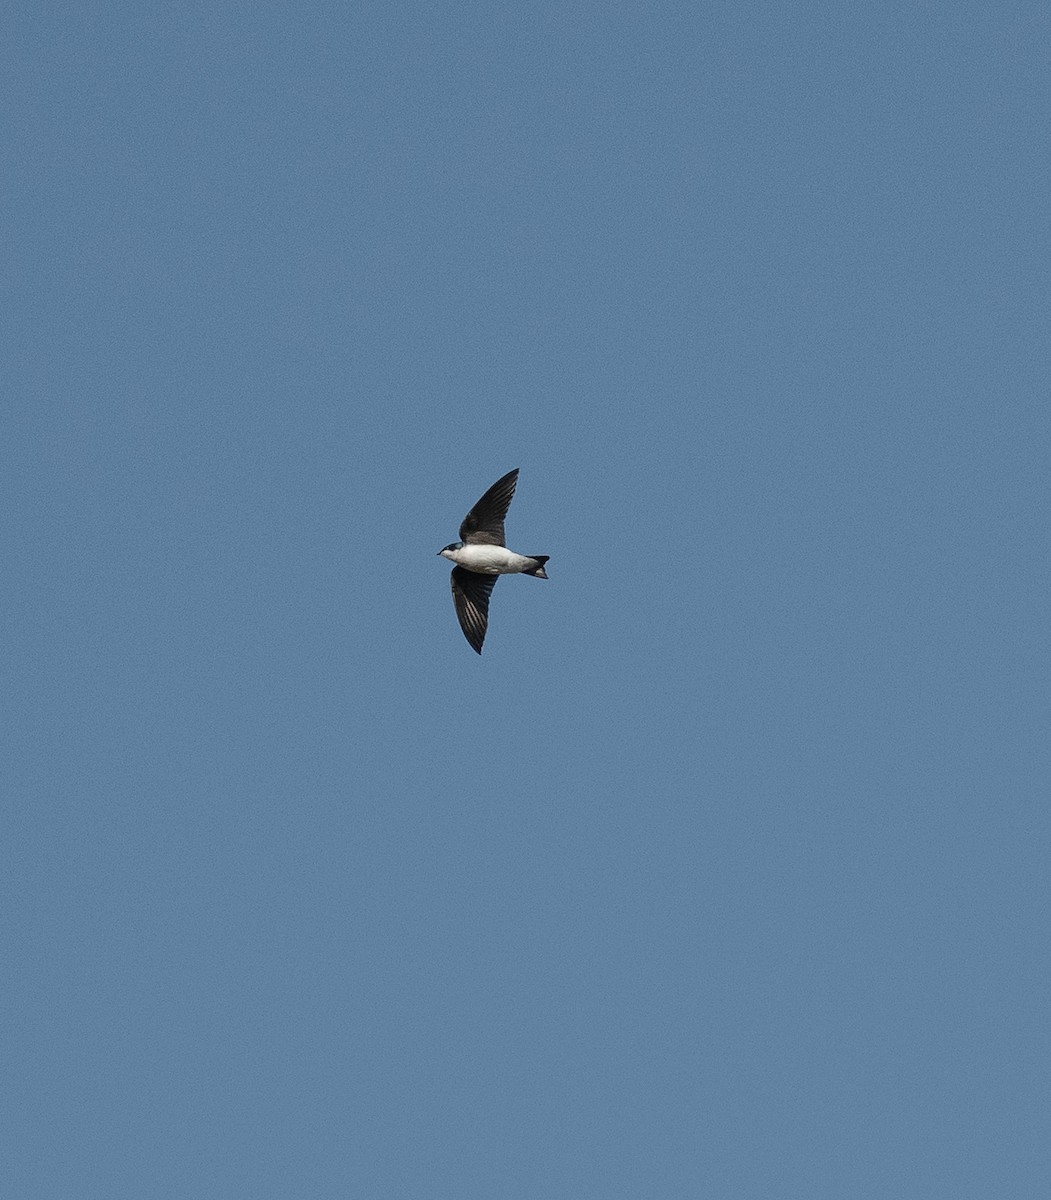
<box><xmin>523</xmin><ymin>556</ymin><xmax>550</xmax><ymax>579</ymax></box>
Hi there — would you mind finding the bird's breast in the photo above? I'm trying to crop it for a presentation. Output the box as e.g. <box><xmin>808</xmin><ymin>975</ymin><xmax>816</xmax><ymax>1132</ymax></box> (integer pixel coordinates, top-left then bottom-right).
<box><xmin>453</xmin><ymin>544</ymin><xmax>527</xmax><ymax>573</ymax></box>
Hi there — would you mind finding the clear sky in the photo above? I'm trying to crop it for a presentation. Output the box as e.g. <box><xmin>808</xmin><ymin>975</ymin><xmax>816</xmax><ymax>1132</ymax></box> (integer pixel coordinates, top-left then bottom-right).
<box><xmin>5</xmin><ymin>2</ymin><xmax>1049</xmax><ymax>1196</ymax></box>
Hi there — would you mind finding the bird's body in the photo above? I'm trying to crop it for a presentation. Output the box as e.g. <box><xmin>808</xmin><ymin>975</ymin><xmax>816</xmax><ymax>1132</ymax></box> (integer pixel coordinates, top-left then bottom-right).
<box><xmin>439</xmin><ymin>543</ymin><xmax>539</xmax><ymax>575</ymax></box>
<box><xmin>437</xmin><ymin>468</ymin><xmax>549</xmax><ymax>654</ymax></box>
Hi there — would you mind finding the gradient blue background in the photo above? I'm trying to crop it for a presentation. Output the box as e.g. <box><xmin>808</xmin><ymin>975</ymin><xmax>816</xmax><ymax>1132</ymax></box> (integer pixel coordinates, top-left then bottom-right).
<box><xmin>5</xmin><ymin>2</ymin><xmax>1049</xmax><ymax>1196</ymax></box>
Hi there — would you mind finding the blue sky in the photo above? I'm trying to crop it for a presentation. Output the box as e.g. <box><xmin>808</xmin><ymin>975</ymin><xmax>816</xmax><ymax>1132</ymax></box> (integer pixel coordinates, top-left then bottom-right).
<box><xmin>5</xmin><ymin>2</ymin><xmax>1049</xmax><ymax>1196</ymax></box>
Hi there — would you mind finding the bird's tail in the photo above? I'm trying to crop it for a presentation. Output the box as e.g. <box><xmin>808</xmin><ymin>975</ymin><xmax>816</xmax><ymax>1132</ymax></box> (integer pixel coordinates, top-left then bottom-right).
<box><xmin>523</xmin><ymin>556</ymin><xmax>550</xmax><ymax>579</ymax></box>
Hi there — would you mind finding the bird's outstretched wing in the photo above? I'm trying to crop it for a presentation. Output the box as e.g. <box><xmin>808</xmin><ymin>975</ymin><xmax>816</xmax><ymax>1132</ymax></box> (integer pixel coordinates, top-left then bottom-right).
<box><xmin>459</xmin><ymin>468</ymin><xmax>519</xmax><ymax>546</ymax></box>
<box><xmin>451</xmin><ymin>567</ymin><xmax>498</xmax><ymax>654</ymax></box>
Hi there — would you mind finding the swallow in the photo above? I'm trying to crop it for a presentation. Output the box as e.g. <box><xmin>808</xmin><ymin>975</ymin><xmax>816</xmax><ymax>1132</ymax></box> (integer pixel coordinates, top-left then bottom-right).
<box><xmin>438</xmin><ymin>468</ymin><xmax>549</xmax><ymax>654</ymax></box>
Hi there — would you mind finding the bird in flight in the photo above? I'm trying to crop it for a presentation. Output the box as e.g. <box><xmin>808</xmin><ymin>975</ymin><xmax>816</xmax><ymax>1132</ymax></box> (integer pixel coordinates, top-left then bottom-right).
<box><xmin>437</xmin><ymin>468</ymin><xmax>549</xmax><ymax>654</ymax></box>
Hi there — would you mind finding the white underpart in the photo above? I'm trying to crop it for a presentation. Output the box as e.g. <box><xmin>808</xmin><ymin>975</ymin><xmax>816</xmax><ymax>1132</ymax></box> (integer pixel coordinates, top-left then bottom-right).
<box><xmin>443</xmin><ymin>544</ymin><xmax>535</xmax><ymax>574</ymax></box>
